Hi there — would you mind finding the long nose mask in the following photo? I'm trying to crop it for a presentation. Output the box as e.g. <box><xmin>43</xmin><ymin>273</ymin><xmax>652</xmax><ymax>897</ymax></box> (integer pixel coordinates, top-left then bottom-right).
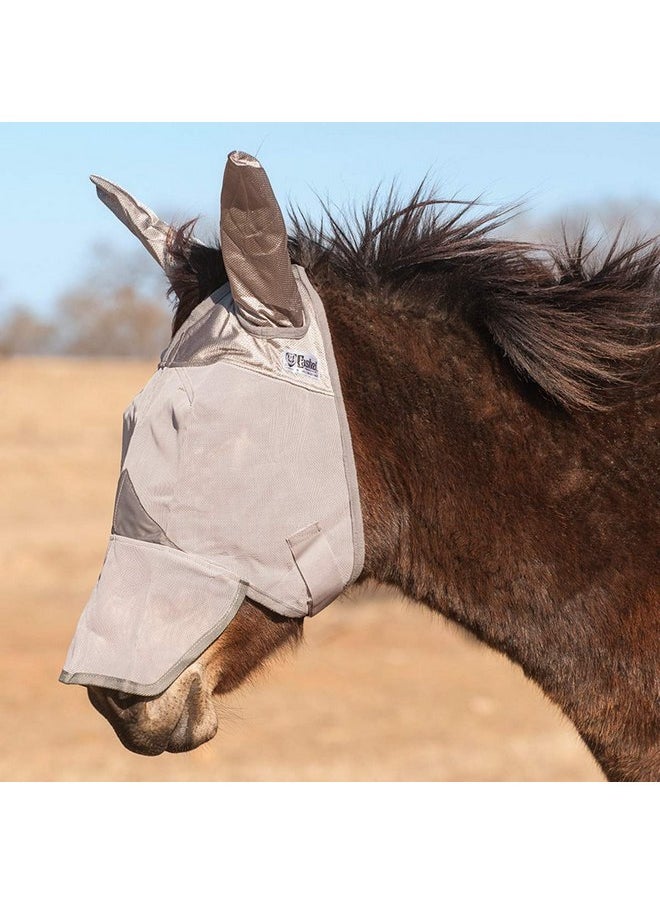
<box><xmin>60</xmin><ymin>151</ymin><xmax>364</xmax><ymax>697</ymax></box>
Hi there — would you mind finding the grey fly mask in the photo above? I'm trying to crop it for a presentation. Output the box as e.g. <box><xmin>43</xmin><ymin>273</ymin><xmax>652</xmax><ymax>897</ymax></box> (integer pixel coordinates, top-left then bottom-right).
<box><xmin>60</xmin><ymin>151</ymin><xmax>364</xmax><ymax>697</ymax></box>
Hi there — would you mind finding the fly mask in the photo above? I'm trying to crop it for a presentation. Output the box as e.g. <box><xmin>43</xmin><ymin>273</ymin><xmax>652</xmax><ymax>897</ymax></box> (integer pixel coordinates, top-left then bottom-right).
<box><xmin>60</xmin><ymin>151</ymin><xmax>364</xmax><ymax>697</ymax></box>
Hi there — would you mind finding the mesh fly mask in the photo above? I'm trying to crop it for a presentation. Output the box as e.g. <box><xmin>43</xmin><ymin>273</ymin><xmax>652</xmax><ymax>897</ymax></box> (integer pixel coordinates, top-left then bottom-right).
<box><xmin>60</xmin><ymin>151</ymin><xmax>364</xmax><ymax>697</ymax></box>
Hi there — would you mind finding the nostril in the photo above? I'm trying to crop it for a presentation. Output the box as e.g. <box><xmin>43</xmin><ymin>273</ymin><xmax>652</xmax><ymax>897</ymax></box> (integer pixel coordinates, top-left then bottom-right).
<box><xmin>114</xmin><ymin>691</ymin><xmax>134</xmax><ymax>704</ymax></box>
<box><xmin>105</xmin><ymin>688</ymin><xmax>147</xmax><ymax>713</ymax></box>
<box><xmin>88</xmin><ymin>685</ymin><xmax>146</xmax><ymax>719</ymax></box>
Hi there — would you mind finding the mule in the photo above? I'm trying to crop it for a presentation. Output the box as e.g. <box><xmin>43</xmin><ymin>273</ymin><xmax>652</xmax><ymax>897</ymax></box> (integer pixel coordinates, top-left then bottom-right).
<box><xmin>73</xmin><ymin>154</ymin><xmax>658</xmax><ymax>781</ymax></box>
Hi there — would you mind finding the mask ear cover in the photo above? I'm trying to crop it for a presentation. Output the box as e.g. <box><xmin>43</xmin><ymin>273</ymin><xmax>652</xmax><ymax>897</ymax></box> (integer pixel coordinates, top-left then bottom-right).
<box><xmin>89</xmin><ymin>175</ymin><xmax>172</xmax><ymax>270</ymax></box>
<box><xmin>220</xmin><ymin>150</ymin><xmax>307</xmax><ymax>336</ymax></box>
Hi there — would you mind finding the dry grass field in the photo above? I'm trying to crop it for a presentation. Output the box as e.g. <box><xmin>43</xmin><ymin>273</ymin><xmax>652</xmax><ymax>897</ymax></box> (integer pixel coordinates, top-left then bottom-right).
<box><xmin>0</xmin><ymin>358</ymin><xmax>603</xmax><ymax>781</ymax></box>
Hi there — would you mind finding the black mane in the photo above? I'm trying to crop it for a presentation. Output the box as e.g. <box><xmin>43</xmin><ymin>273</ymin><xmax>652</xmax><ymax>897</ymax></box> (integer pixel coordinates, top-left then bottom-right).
<box><xmin>166</xmin><ymin>184</ymin><xmax>660</xmax><ymax>412</ymax></box>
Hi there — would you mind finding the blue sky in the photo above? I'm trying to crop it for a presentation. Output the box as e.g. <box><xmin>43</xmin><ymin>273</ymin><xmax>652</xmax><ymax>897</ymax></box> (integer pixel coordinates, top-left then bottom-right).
<box><xmin>1</xmin><ymin>123</ymin><xmax>659</xmax><ymax>313</ymax></box>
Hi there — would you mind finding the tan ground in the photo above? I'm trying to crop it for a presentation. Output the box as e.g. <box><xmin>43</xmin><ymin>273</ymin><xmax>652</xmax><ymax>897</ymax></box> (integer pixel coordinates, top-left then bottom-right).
<box><xmin>0</xmin><ymin>358</ymin><xmax>603</xmax><ymax>781</ymax></box>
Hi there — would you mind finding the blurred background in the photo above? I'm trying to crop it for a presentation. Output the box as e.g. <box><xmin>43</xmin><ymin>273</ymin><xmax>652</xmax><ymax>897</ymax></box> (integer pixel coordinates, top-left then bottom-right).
<box><xmin>1</xmin><ymin>123</ymin><xmax>658</xmax><ymax>781</ymax></box>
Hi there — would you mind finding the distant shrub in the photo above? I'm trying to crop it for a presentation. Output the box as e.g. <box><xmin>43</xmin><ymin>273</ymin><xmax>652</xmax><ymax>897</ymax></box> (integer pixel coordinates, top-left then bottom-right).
<box><xmin>0</xmin><ymin>245</ymin><xmax>172</xmax><ymax>359</ymax></box>
<box><xmin>0</xmin><ymin>305</ymin><xmax>55</xmax><ymax>356</ymax></box>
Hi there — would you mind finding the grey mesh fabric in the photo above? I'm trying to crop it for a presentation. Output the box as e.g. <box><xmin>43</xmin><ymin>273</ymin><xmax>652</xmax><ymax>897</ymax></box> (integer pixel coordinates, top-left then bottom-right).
<box><xmin>60</xmin><ymin>152</ymin><xmax>364</xmax><ymax>697</ymax></box>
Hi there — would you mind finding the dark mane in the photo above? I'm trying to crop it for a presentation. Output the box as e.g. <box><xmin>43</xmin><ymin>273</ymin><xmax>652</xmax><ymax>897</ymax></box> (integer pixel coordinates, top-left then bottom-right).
<box><xmin>166</xmin><ymin>185</ymin><xmax>660</xmax><ymax>412</ymax></box>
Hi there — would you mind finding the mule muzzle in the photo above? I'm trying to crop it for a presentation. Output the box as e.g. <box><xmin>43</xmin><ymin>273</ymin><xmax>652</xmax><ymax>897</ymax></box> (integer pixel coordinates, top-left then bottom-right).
<box><xmin>87</xmin><ymin>668</ymin><xmax>218</xmax><ymax>756</ymax></box>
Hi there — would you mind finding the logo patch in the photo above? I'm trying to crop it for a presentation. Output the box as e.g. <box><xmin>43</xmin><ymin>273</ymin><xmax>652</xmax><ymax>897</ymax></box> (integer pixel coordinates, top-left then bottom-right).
<box><xmin>282</xmin><ymin>350</ymin><xmax>320</xmax><ymax>380</ymax></box>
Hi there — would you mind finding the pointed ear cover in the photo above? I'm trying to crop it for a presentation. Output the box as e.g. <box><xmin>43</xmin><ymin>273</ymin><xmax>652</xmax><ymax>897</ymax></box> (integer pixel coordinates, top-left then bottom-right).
<box><xmin>90</xmin><ymin>175</ymin><xmax>172</xmax><ymax>271</ymax></box>
<box><xmin>220</xmin><ymin>151</ymin><xmax>306</xmax><ymax>336</ymax></box>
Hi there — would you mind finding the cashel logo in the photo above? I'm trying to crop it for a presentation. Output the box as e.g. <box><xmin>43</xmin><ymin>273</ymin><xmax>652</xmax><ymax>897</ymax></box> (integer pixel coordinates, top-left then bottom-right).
<box><xmin>281</xmin><ymin>349</ymin><xmax>320</xmax><ymax>379</ymax></box>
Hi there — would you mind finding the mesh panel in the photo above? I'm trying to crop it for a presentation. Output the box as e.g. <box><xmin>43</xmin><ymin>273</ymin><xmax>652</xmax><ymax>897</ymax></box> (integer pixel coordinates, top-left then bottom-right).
<box><xmin>124</xmin><ymin>364</ymin><xmax>349</xmax><ymax>615</ymax></box>
<box><xmin>168</xmin><ymin>364</ymin><xmax>349</xmax><ymax>612</ymax></box>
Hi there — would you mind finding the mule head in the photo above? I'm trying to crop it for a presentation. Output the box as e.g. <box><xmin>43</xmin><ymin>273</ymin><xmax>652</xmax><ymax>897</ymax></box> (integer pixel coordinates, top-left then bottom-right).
<box><xmin>62</xmin><ymin>152</ymin><xmax>363</xmax><ymax>755</ymax></box>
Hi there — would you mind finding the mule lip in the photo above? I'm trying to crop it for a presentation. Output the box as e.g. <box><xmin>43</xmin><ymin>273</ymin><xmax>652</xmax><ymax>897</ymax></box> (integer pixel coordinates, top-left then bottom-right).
<box><xmin>87</xmin><ymin>673</ymin><xmax>218</xmax><ymax>757</ymax></box>
<box><xmin>166</xmin><ymin>706</ymin><xmax>218</xmax><ymax>753</ymax></box>
<box><xmin>117</xmin><ymin>730</ymin><xmax>172</xmax><ymax>757</ymax></box>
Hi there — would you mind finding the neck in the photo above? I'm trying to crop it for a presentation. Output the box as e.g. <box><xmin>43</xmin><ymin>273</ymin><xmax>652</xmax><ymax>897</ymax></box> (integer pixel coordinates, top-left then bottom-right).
<box><xmin>326</xmin><ymin>287</ymin><xmax>659</xmax><ymax>781</ymax></box>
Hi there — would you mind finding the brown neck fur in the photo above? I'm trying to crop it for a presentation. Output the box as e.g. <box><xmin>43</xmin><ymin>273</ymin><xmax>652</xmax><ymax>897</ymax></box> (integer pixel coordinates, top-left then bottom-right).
<box><xmin>322</xmin><ymin>283</ymin><xmax>658</xmax><ymax>781</ymax></box>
